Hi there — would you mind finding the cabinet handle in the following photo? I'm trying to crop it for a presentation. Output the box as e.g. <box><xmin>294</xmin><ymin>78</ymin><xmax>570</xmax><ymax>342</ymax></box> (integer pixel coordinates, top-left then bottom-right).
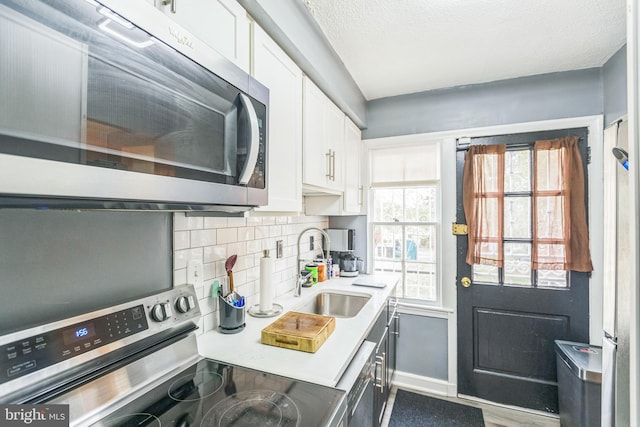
<box><xmin>325</xmin><ymin>149</ymin><xmax>336</xmax><ymax>181</ymax></box>
<box><xmin>331</xmin><ymin>150</ymin><xmax>336</xmax><ymax>181</ymax></box>
<box><xmin>381</xmin><ymin>351</ymin><xmax>386</xmax><ymax>392</ymax></box>
<box><xmin>325</xmin><ymin>150</ymin><xmax>332</xmax><ymax>180</ymax></box>
<box><xmin>162</xmin><ymin>0</ymin><xmax>177</xmax><ymax>13</ymax></box>
<box><xmin>358</xmin><ymin>185</ymin><xmax>364</xmax><ymax>205</ymax></box>
<box><xmin>393</xmin><ymin>314</ymin><xmax>400</xmax><ymax>337</ymax></box>
<box><xmin>374</xmin><ymin>355</ymin><xmax>384</xmax><ymax>390</ymax></box>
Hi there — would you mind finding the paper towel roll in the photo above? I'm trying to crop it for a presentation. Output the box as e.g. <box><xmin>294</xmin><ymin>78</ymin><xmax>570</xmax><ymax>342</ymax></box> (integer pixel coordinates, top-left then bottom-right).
<box><xmin>259</xmin><ymin>249</ymin><xmax>274</xmax><ymax>312</ymax></box>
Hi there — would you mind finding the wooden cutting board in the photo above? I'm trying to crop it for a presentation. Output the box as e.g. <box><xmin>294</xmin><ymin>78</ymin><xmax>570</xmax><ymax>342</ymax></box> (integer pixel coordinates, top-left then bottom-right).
<box><xmin>261</xmin><ymin>311</ymin><xmax>335</xmax><ymax>353</ymax></box>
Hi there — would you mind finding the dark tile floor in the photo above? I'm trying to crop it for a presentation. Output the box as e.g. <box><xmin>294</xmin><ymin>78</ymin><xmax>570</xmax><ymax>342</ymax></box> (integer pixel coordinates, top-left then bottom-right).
<box><xmin>382</xmin><ymin>387</ymin><xmax>561</xmax><ymax>427</ymax></box>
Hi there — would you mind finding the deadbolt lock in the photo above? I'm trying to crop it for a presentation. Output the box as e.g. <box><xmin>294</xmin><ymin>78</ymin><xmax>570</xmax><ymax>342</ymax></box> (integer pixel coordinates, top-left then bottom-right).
<box><xmin>461</xmin><ymin>277</ymin><xmax>472</xmax><ymax>287</ymax></box>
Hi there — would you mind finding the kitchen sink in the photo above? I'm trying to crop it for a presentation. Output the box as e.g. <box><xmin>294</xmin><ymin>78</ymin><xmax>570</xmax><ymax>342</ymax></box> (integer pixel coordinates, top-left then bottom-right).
<box><xmin>296</xmin><ymin>291</ymin><xmax>371</xmax><ymax>318</ymax></box>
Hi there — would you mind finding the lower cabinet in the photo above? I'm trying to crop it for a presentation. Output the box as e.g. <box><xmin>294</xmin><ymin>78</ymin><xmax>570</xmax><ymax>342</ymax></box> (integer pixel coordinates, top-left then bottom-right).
<box><xmin>366</xmin><ymin>295</ymin><xmax>398</xmax><ymax>427</ymax></box>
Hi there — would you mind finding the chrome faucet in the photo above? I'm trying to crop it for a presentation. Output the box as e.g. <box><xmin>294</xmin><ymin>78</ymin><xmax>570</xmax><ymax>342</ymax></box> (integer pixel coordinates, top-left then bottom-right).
<box><xmin>295</xmin><ymin>227</ymin><xmax>331</xmax><ymax>297</ymax></box>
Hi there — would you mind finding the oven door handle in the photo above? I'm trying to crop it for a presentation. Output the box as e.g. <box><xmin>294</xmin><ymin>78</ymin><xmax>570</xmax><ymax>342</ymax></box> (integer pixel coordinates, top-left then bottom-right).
<box><xmin>238</xmin><ymin>93</ymin><xmax>260</xmax><ymax>185</ymax></box>
<box><xmin>351</xmin><ymin>373</ymin><xmax>373</xmax><ymax>416</ymax></box>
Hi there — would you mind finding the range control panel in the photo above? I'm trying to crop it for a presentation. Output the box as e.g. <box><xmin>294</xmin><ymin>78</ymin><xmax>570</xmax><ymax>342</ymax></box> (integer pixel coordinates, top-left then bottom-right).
<box><xmin>1</xmin><ymin>285</ymin><xmax>200</xmax><ymax>386</ymax></box>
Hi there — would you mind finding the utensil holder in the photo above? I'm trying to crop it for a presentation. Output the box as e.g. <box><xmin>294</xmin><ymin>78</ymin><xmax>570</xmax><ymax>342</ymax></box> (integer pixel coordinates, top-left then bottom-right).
<box><xmin>218</xmin><ymin>294</ymin><xmax>245</xmax><ymax>334</ymax></box>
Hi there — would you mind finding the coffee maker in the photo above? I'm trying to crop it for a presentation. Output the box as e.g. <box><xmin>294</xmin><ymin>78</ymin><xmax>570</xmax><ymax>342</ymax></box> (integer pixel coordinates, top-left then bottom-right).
<box><xmin>325</xmin><ymin>228</ymin><xmax>359</xmax><ymax>277</ymax></box>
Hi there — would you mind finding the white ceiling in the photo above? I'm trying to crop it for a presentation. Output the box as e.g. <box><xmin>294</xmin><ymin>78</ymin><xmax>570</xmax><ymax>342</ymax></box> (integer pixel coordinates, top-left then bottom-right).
<box><xmin>302</xmin><ymin>0</ymin><xmax>627</xmax><ymax>100</ymax></box>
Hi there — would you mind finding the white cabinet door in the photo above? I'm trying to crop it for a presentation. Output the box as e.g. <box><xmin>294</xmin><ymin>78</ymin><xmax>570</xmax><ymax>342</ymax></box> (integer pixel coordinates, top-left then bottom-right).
<box><xmin>156</xmin><ymin>0</ymin><xmax>250</xmax><ymax>72</ymax></box>
<box><xmin>343</xmin><ymin>117</ymin><xmax>363</xmax><ymax>214</ymax></box>
<box><xmin>325</xmin><ymin>101</ymin><xmax>345</xmax><ymax>191</ymax></box>
<box><xmin>302</xmin><ymin>77</ymin><xmax>330</xmax><ymax>189</ymax></box>
<box><xmin>302</xmin><ymin>76</ymin><xmax>347</xmax><ymax>193</ymax></box>
<box><xmin>252</xmin><ymin>25</ymin><xmax>303</xmax><ymax>213</ymax></box>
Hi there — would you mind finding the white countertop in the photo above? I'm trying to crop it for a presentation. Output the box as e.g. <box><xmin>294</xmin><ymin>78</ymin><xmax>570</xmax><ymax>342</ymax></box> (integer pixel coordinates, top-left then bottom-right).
<box><xmin>197</xmin><ymin>274</ymin><xmax>399</xmax><ymax>387</ymax></box>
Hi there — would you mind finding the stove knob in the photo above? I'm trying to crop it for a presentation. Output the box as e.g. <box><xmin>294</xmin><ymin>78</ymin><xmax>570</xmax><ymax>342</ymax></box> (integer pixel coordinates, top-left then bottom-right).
<box><xmin>150</xmin><ymin>303</ymin><xmax>168</xmax><ymax>322</ymax></box>
<box><xmin>175</xmin><ymin>296</ymin><xmax>191</xmax><ymax>313</ymax></box>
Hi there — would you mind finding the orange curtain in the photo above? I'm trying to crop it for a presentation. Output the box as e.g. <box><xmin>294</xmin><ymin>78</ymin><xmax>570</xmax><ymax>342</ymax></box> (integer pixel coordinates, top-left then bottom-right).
<box><xmin>462</xmin><ymin>144</ymin><xmax>506</xmax><ymax>267</ymax></box>
<box><xmin>533</xmin><ymin>136</ymin><xmax>593</xmax><ymax>272</ymax></box>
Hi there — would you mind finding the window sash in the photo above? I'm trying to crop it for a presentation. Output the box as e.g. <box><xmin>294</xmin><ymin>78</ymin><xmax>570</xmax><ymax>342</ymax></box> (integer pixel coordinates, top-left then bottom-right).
<box><xmin>371</xmin><ymin>185</ymin><xmax>440</xmax><ymax>303</ymax></box>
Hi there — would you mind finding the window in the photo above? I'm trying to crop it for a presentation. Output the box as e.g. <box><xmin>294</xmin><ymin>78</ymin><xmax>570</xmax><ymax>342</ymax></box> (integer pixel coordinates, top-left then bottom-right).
<box><xmin>469</xmin><ymin>147</ymin><xmax>568</xmax><ymax>287</ymax></box>
<box><xmin>463</xmin><ymin>136</ymin><xmax>592</xmax><ymax>288</ymax></box>
<box><xmin>369</xmin><ymin>142</ymin><xmax>441</xmax><ymax>303</ymax></box>
<box><xmin>372</xmin><ymin>186</ymin><xmax>439</xmax><ymax>301</ymax></box>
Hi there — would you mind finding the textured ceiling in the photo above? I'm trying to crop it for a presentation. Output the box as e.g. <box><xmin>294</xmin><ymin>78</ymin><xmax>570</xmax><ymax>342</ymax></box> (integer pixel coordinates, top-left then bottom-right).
<box><xmin>303</xmin><ymin>0</ymin><xmax>627</xmax><ymax>100</ymax></box>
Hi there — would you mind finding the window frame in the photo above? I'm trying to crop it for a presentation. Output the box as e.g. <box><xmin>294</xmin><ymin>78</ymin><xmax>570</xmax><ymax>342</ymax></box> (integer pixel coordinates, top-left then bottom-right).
<box><xmin>369</xmin><ymin>181</ymin><xmax>442</xmax><ymax>306</ymax></box>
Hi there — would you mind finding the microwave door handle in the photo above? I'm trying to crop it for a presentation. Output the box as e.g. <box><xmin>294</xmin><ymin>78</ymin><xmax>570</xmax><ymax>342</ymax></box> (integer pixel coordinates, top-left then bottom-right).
<box><xmin>238</xmin><ymin>93</ymin><xmax>260</xmax><ymax>185</ymax></box>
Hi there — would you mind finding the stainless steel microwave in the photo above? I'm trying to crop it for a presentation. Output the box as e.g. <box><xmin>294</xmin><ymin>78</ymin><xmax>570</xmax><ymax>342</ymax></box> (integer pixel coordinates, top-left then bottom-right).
<box><xmin>0</xmin><ymin>0</ymin><xmax>268</xmax><ymax>212</ymax></box>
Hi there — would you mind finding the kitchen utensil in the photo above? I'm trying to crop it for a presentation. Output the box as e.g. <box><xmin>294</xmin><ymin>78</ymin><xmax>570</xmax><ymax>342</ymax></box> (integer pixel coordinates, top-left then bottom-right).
<box><xmin>218</xmin><ymin>292</ymin><xmax>245</xmax><ymax>334</ymax></box>
<box><xmin>225</xmin><ymin>254</ymin><xmax>237</xmax><ymax>292</ymax></box>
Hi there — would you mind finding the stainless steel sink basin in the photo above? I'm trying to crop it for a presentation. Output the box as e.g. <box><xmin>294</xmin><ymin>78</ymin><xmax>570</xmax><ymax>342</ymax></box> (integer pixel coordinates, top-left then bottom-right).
<box><xmin>296</xmin><ymin>291</ymin><xmax>371</xmax><ymax>318</ymax></box>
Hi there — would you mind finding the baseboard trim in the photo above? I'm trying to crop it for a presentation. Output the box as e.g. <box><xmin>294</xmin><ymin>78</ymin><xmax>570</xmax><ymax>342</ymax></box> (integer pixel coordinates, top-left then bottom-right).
<box><xmin>392</xmin><ymin>370</ymin><xmax>457</xmax><ymax>397</ymax></box>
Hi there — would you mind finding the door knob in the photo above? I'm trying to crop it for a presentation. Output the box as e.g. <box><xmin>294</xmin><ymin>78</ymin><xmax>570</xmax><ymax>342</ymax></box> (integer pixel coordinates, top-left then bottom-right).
<box><xmin>461</xmin><ymin>277</ymin><xmax>471</xmax><ymax>288</ymax></box>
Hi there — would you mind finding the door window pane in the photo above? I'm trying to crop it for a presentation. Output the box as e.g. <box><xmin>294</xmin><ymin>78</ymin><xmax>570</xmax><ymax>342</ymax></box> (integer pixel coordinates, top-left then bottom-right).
<box><xmin>535</xmin><ymin>195</ymin><xmax>565</xmax><ymax>239</ymax></box>
<box><xmin>504</xmin><ymin>242</ymin><xmax>532</xmax><ymax>286</ymax></box>
<box><xmin>504</xmin><ymin>196</ymin><xmax>531</xmax><ymax>238</ymax></box>
<box><xmin>538</xmin><ymin>270</ymin><xmax>567</xmax><ymax>288</ymax></box>
<box><xmin>505</xmin><ymin>150</ymin><xmax>531</xmax><ymax>192</ymax></box>
<box><xmin>473</xmin><ymin>264</ymin><xmax>499</xmax><ymax>284</ymax></box>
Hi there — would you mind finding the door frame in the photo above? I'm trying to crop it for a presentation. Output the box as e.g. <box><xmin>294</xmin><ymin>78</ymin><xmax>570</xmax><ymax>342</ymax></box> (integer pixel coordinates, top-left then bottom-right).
<box><xmin>366</xmin><ymin>115</ymin><xmax>603</xmax><ymax>398</ymax></box>
<box><xmin>449</xmin><ymin>116</ymin><xmax>603</xmax><ymax>402</ymax></box>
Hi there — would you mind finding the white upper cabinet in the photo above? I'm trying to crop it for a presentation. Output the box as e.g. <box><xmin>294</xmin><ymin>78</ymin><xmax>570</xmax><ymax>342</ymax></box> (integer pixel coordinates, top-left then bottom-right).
<box><xmin>302</xmin><ymin>76</ymin><xmax>345</xmax><ymax>194</ymax></box>
<box><xmin>251</xmin><ymin>24</ymin><xmax>303</xmax><ymax>213</ymax></box>
<box><xmin>154</xmin><ymin>0</ymin><xmax>250</xmax><ymax>72</ymax></box>
<box><xmin>343</xmin><ymin>117</ymin><xmax>363</xmax><ymax>214</ymax></box>
<box><xmin>304</xmin><ymin>116</ymin><xmax>364</xmax><ymax>216</ymax></box>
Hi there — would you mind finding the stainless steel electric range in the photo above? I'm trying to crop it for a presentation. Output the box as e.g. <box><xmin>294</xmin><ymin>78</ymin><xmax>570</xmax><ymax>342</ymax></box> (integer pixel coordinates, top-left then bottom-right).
<box><xmin>0</xmin><ymin>285</ymin><xmax>346</xmax><ymax>426</ymax></box>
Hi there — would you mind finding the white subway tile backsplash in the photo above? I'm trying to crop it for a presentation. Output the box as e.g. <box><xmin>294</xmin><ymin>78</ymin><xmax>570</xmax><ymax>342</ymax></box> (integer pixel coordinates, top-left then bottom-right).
<box><xmin>217</xmin><ymin>227</ymin><xmax>238</xmax><ymax>244</ymax></box>
<box><xmin>190</xmin><ymin>229</ymin><xmax>216</xmax><ymax>247</ymax></box>
<box><xmin>268</xmin><ymin>225</ymin><xmax>282</xmax><ymax>237</ymax></box>
<box><xmin>237</xmin><ymin>227</ymin><xmax>255</xmax><ymax>242</ymax></box>
<box><xmin>253</xmin><ymin>225</ymin><xmax>270</xmax><ymax>240</ymax></box>
<box><xmin>227</xmin><ymin>217</ymin><xmax>247</xmax><ymax>227</ymax></box>
<box><xmin>174</xmin><ymin>213</ymin><xmax>203</xmax><ymax>231</ymax></box>
<box><xmin>203</xmin><ymin>245</ymin><xmax>227</xmax><ymax>263</ymax></box>
<box><xmin>174</xmin><ymin>247</ymin><xmax>203</xmax><ymax>270</ymax></box>
<box><xmin>203</xmin><ymin>217</ymin><xmax>228</xmax><ymax>229</ymax></box>
<box><xmin>174</xmin><ymin>231</ymin><xmax>190</xmax><ymax>251</ymax></box>
<box><xmin>174</xmin><ymin>213</ymin><xmax>328</xmax><ymax>334</ymax></box>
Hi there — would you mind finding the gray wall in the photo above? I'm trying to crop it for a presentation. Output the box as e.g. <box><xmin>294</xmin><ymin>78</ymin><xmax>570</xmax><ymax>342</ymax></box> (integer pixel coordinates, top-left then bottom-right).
<box><xmin>397</xmin><ymin>314</ymin><xmax>448</xmax><ymax>380</ymax></box>
<box><xmin>363</xmin><ymin>68</ymin><xmax>603</xmax><ymax>140</ymax></box>
<box><xmin>603</xmin><ymin>46</ymin><xmax>628</xmax><ymax>126</ymax></box>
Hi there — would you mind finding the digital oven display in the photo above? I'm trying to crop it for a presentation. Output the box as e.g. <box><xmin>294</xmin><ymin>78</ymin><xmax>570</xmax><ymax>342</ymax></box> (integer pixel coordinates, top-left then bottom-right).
<box><xmin>62</xmin><ymin>323</ymin><xmax>96</xmax><ymax>346</ymax></box>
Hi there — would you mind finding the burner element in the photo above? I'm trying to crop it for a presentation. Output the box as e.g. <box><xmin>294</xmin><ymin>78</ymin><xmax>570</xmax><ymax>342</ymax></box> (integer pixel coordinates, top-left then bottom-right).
<box><xmin>201</xmin><ymin>390</ymin><xmax>300</xmax><ymax>427</ymax></box>
<box><xmin>168</xmin><ymin>370</ymin><xmax>224</xmax><ymax>402</ymax></box>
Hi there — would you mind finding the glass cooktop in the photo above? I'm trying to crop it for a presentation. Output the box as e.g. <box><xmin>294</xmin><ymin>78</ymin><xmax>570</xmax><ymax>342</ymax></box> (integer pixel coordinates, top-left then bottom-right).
<box><xmin>90</xmin><ymin>359</ymin><xmax>345</xmax><ymax>427</ymax></box>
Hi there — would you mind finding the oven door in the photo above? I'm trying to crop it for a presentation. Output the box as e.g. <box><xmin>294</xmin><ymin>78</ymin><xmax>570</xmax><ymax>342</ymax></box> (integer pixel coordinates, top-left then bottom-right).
<box><xmin>0</xmin><ymin>0</ymin><xmax>267</xmax><ymax>209</ymax></box>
